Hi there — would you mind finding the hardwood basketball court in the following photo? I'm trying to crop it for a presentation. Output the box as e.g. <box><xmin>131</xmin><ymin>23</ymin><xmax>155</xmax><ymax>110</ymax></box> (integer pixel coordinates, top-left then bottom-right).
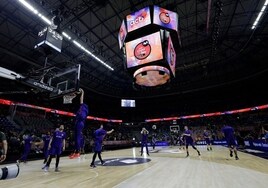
<box><xmin>1</xmin><ymin>146</ymin><xmax>268</xmax><ymax>188</ymax></box>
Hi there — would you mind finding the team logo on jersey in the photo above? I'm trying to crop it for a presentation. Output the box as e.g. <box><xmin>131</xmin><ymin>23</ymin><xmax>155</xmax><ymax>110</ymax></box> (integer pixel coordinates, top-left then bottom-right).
<box><xmin>134</xmin><ymin>40</ymin><xmax>151</xmax><ymax>60</ymax></box>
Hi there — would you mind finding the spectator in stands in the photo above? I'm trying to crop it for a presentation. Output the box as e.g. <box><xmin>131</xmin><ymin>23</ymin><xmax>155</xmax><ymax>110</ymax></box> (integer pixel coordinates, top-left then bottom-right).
<box><xmin>17</xmin><ymin>132</ymin><xmax>33</xmax><ymax>163</ymax></box>
<box><xmin>9</xmin><ymin>132</ymin><xmax>20</xmax><ymax>154</ymax></box>
<box><xmin>178</xmin><ymin>133</ymin><xmax>185</xmax><ymax>150</ymax></box>
<box><xmin>170</xmin><ymin>132</ymin><xmax>177</xmax><ymax>146</ymax></box>
<box><xmin>221</xmin><ymin>125</ymin><xmax>239</xmax><ymax>160</ymax></box>
<box><xmin>90</xmin><ymin>124</ymin><xmax>114</xmax><ymax>168</ymax></box>
<box><xmin>264</xmin><ymin>127</ymin><xmax>268</xmax><ymax>143</ymax></box>
<box><xmin>203</xmin><ymin>129</ymin><xmax>212</xmax><ymax>151</ymax></box>
<box><xmin>42</xmin><ymin>125</ymin><xmax>66</xmax><ymax>172</ymax></box>
<box><xmin>151</xmin><ymin>133</ymin><xmax>157</xmax><ymax>150</ymax></box>
<box><xmin>32</xmin><ymin>134</ymin><xmax>43</xmax><ymax>154</ymax></box>
<box><xmin>69</xmin><ymin>88</ymin><xmax>88</xmax><ymax>159</ymax></box>
<box><xmin>182</xmin><ymin>126</ymin><xmax>200</xmax><ymax>157</ymax></box>
<box><xmin>0</xmin><ymin>131</ymin><xmax>8</xmax><ymax>163</ymax></box>
<box><xmin>235</xmin><ymin>131</ymin><xmax>245</xmax><ymax>149</ymax></box>
<box><xmin>140</xmin><ymin>127</ymin><xmax>150</xmax><ymax>156</ymax></box>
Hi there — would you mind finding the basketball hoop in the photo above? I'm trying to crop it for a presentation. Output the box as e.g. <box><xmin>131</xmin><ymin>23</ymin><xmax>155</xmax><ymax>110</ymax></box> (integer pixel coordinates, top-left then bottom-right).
<box><xmin>63</xmin><ymin>93</ymin><xmax>77</xmax><ymax>104</ymax></box>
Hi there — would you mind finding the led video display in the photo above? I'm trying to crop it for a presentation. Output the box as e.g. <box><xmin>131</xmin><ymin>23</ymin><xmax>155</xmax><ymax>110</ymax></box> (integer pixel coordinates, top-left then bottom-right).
<box><xmin>125</xmin><ymin>31</ymin><xmax>163</xmax><ymax>68</ymax></box>
<box><xmin>166</xmin><ymin>36</ymin><xmax>176</xmax><ymax>76</ymax></box>
<box><xmin>153</xmin><ymin>6</ymin><xmax>178</xmax><ymax>32</ymax></box>
<box><xmin>36</xmin><ymin>27</ymin><xmax>63</xmax><ymax>53</ymax></box>
<box><xmin>121</xmin><ymin>99</ymin><xmax>135</xmax><ymax>107</ymax></box>
<box><xmin>118</xmin><ymin>20</ymin><xmax>127</xmax><ymax>49</ymax></box>
<box><xmin>126</xmin><ymin>7</ymin><xmax>151</xmax><ymax>32</ymax></box>
<box><xmin>133</xmin><ymin>66</ymin><xmax>170</xmax><ymax>87</ymax></box>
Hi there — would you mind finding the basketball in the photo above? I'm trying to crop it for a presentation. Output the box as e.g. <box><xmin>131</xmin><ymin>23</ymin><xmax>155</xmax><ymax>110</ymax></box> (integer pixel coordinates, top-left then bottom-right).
<box><xmin>152</xmin><ymin>125</ymin><xmax>157</xmax><ymax>130</ymax></box>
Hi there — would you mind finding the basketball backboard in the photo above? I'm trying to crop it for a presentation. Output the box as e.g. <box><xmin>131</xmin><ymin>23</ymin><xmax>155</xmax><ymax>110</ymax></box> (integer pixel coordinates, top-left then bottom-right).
<box><xmin>48</xmin><ymin>64</ymin><xmax>81</xmax><ymax>99</ymax></box>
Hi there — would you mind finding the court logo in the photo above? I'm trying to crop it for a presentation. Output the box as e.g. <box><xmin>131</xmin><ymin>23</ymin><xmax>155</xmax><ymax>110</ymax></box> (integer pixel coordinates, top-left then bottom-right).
<box><xmin>97</xmin><ymin>158</ymin><xmax>151</xmax><ymax>166</ymax></box>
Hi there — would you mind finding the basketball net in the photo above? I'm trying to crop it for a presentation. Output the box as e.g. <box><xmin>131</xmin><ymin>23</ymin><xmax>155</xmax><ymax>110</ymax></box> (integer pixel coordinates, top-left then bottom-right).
<box><xmin>63</xmin><ymin>93</ymin><xmax>77</xmax><ymax>104</ymax></box>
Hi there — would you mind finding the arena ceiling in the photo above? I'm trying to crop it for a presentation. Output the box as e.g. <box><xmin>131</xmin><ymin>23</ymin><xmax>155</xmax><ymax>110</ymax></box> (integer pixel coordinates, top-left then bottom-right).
<box><xmin>0</xmin><ymin>0</ymin><xmax>268</xmax><ymax>120</ymax></box>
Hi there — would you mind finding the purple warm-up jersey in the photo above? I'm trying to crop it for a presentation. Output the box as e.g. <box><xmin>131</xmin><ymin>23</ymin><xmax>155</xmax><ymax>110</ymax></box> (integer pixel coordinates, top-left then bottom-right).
<box><xmin>184</xmin><ymin>130</ymin><xmax>194</xmax><ymax>144</ymax></box>
<box><xmin>222</xmin><ymin>126</ymin><xmax>236</xmax><ymax>146</ymax></box>
<box><xmin>49</xmin><ymin>130</ymin><xmax>66</xmax><ymax>155</ymax></box>
<box><xmin>93</xmin><ymin>128</ymin><xmax>107</xmax><ymax>152</ymax></box>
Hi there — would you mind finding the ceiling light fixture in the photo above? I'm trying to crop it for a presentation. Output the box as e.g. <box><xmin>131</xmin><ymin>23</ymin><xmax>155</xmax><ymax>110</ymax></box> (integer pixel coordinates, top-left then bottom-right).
<box><xmin>73</xmin><ymin>40</ymin><xmax>114</xmax><ymax>71</ymax></box>
<box><xmin>62</xmin><ymin>32</ymin><xmax>71</xmax><ymax>40</ymax></box>
<box><xmin>17</xmin><ymin>0</ymin><xmax>114</xmax><ymax>71</ymax></box>
<box><xmin>251</xmin><ymin>0</ymin><xmax>268</xmax><ymax>29</ymax></box>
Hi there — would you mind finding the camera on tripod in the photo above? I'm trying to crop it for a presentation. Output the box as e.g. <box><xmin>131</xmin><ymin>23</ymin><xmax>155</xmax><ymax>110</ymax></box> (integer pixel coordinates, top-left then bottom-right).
<box><xmin>0</xmin><ymin>164</ymin><xmax>20</xmax><ymax>180</ymax></box>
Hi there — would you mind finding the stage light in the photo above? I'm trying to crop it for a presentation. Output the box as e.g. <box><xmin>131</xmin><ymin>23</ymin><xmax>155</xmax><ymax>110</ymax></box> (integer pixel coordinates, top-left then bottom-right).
<box><xmin>18</xmin><ymin>0</ymin><xmax>38</xmax><ymax>14</ymax></box>
<box><xmin>251</xmin><ymin>0</ymin><xmax>268</xmax><ymax>29</ymax></box>
<box><xmin>62</xmin><ymin>32</ymin><xmax>71</xmax><ymax>40</ymax></box>
<box><xmin>37</xmin><ymin>14</ymin><xmax>51</xmax><ymax>25</ymax></box>
<box><xmin>17</xmin><ymin>0</ymin><xmax>114</xmax><ymax>71</ymax></box>
<box><xmin>72</xmin><ymin>40</ymin><xmax>114</xmax><ymax>71</ymax></box>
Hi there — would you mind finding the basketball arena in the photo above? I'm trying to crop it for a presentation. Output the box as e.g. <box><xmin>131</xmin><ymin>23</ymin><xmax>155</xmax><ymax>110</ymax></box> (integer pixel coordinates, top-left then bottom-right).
<box><xmin>0</xmin><ymin>0</ymin><xmax>268</xmax><ymax>188</ymax></box>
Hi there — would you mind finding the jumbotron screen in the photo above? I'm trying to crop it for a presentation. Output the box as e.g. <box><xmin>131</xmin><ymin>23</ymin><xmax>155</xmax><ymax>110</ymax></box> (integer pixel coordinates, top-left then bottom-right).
<box><xmin>121</xmin><ymin>99</ymin><xmax>135</xmax><ymax>107</ymax></box>
<box><xmin>133</xmin><ymin>65</ymin><xmax>170</xmax><ymax>87</ymax></box>
<box><xmin>36</xmin><ymin>27</ymin><xmax>63</xmax><ymax>53</ymax></box>
<box><xmin>118</xmin><ymin>20</ymin><xmax>127</xmax><ymax>49</ymax></box>
<box><xmin>126</xmin><ymin>6</ymin><xmax>151</xmax><ymax>33</ymax></box>
<box><xmin>125</xmin><ymin>31</ymin><xmax>163</xmax><ymax>68</ymax></box>
<box><xmin>166</xmin><ymin>35</ymin><xmax>176</xmax><ymax>77</ymax></box>
<box><xmin>153</xmin><ymin>6</ymin><xmax>179</xmax><ymax>32</ymax></box>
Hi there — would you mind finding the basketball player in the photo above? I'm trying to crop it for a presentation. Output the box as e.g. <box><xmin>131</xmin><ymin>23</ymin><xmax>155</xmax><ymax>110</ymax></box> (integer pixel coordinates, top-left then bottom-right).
<box><xmin>17</xmin><ymin>132</ymin><xmax>33</xmax><ymax>163</ymax></box>
<box><xmin>69</xmin><ymin>88</ymin><xmax>88</xmax><ymax>159</ymax></box>
<box><xmin>0</xmin><ymin>131</ymin><xmax>8</xmax><ymax>163</ymax></box>
<box><xmin>90</xmin><ymin>124</ymin><xmax>114</xmax><ymax>168</ymax></box>
<box><xmin>203</xmin><ymin>129</ymin><xmax>212</xmax><ymax>151</ymax></box>
<box><xmin>221</xmin><ymin>125</ymin><xmax>239</xmax><ymax>160</ymax></box>
<box><xmin>182</xmin><ymin>126</ymin><xmax>200</xmax><ymax>157</ymax></box>
<box><xmin>42</xmin><ymin>131</ymin><xmax>51</xmax><ymax>164</ymax></box>
<box><xmin>42</xmin><ymin>125</ymin><xmax>66</xmax><ymax>172</ymax></box>
<box><xmin>80</xmin><ymin>132</ymin><xmax>86</xmax><ymax>155</ymax></box>
<box><xmin>140</xmin><ymin>127</ymin><xmax>150</xmax><ymax>156</ymax></box>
